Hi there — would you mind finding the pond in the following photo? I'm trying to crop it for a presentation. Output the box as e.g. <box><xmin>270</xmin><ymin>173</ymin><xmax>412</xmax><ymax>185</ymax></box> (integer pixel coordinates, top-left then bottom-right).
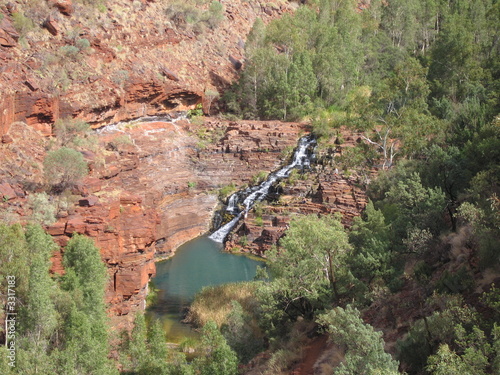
<box><xmin>149</xmin><ymin>235</ymin><xmax>263</xmax><ymax>342</ymax></box>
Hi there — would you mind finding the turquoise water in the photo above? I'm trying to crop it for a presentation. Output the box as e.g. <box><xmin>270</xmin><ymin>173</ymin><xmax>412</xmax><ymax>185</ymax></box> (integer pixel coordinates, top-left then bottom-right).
<box><xmin>149</xmin><ymin>235</ymin><xmax>262</xmax><ymax>342</ymax></box>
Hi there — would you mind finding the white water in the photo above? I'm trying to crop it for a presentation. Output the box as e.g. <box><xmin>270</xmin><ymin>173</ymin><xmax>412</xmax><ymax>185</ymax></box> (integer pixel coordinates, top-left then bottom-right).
<box><xmin>95</xmin><ymin>112</ymin><xmax>188</xmax><ymax>134</ymax></box>
<box><xmin>209</xmin><ymin>136</ymin><xmax>316</xmax><ymax>243</ymax></box>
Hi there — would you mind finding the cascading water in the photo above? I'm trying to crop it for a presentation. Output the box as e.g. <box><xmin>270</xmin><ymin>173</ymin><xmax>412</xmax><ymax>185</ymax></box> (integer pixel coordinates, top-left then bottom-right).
<box><xmin>209</xmin><ymin>136</ymin><xmax>316</xmax><ymax>243</ymax></box>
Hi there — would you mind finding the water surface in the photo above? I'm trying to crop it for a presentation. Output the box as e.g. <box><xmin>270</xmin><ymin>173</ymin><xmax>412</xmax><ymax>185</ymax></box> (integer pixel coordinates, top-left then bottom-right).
<box><xmin>149</xmin><ymin>235</ymin><xmax>262</xmax><ymax>341</ymax></box>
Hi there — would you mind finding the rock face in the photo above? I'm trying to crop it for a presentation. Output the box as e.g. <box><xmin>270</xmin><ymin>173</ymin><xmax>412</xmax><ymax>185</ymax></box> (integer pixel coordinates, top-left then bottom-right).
<box><xmin>0</xmin><ymin>115</ymin><xmax>368</xmax><ymax>328</ymax></box>
<box><xmin>0</xmin><ymin>1</ymin><xmax>370</xmax><ymax>328</ymax></box>
<box><xmin>0</xmin><ymin>0</ymin><xmax>292</xmax><ymax>136</ymax></box>
<box><xmin>224</xmin><ymin>130</ymin><xmax>370</xmax><ymax>255</ymax></box>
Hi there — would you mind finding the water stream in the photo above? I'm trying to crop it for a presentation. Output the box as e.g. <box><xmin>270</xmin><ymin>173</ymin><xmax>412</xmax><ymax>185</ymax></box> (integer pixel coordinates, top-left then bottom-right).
<box><xmin>209</xmin><ymin>135</ymin><xmax>316</xmax><ymax>242</ymax></box>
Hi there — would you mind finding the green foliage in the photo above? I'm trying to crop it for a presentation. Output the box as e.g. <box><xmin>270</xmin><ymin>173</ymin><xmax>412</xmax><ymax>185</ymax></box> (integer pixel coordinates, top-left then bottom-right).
<box><xmin>251</xmin><ymin>171</ymin><xmax>268</xmax><ymax>185</ymax></box>
<box><xmin>54</xmin><ymin>118</ymin><xmax>90</xmax><ymax>146</ymax></box>
<box><xmin>187</xmin><ymin>282</ymin><xmax>260</xmax><ymax>328</ymax></box>
<box><xmin>43</xmin><ymin>147</ymin><xmax>88</xmax><ymax>190</ymax></box>
<box><xmin>75</xmin><ymin>38</ymin><xmax>91</xmax><ymax>52</ymax></box>
<box><xmin>21</xmin><ymin>225</ymin><xmax>58</xmax><ymax>338</ymax></box>
<box><xmin>221</xmin><ymin>301</ymin><xmax>264</xmax><ymax>363</ymax></box>
<box><xmin>0</xmin><ymin>224</ymin><xmax>30</xmax><ymax>308</ymax></box>
<box><xmin>259</xmin><ymin>214</ymin><xmax>351</xmax><ymax>334</ymax></box>
<box><xmin>59</xmin><ymin>45</ymin><xmax>81</xmax><ymax>60</ymax></box>
<box><xmin>187</xmin><ymin>103</ymin><xmax>203</xmax><ymax>118</ymax></box>
<box><xmin>27</xmin><ymin>192</ymin><xmax>57</xmax><ymax>225</ymax></box>
<box><xmin>396</xmin><ymin>295</ymin><xmax>486</xmax><ymax>374</ymax></box>
<box><xmin>254</xmin><ymin>216</ymin><xmax>264</xmax><ymax>227</ymax></box>
<box><xmin>111</xmin><ymin>134</ymin><xmax>133</xmax><ymax>146</ymax></box>
<box><xmin>121</xmin><ymin>313</ymin><xmax>174</xmax><ymax>375</ymax></box>
<box><xmin>317</xmin><ymin>305</ymin><xmax>400</xmax><ymax>374</ymax></box>
<box><xmin>192</xmin><ymin>321</ymin><xmax>238</xmax><ymax>375</ymax></box>
<box><xmin>427</xmin><ymin>344</ymin><xmax>475</xmax><ymax>375</ymax></box>
<box><xmin>435</xmin><ymin>266</ymin><xmax>474</xmax><ymax>294</ymax></box>
<box><xmin>165</xmin><ymin>0</ymin><xmax>224</xmax><ymax>33</ymax></box>
<box><xmin>204</xmin><ymin>1</ymin><xmax>225</xmax><ymax>29</ymax></box>
<box><xmin>348</xmin><ymin>201</ymin><xmax>393</xmax><ymax>295</ymax></box>
<box><xmin>111</xmin><ymin>69</ymin><xmax>130</xmax><ymax>88</ymax></box>
<box><xmin>218</xmin><ymin>183</ymin><xmax>236</xmax><ymax>200</ymax></box>
<box><xmin>62</xmin><ymin>234</ymin><xmax>107</xmax><ymax>314</ymax></box>
<box><xmin>59</xmin><ymin>234</ymin><xmax>116</xmax><ymax>374</ymax></box>
<box><xmin>11</xmin><ymin>11</ymin><xmax>34</xmax><ymax>36</ymax></box>
<box><xmin>0</xmin><ymin>225</ymin><xmax>116</xmax><ymax>374</ymax></box>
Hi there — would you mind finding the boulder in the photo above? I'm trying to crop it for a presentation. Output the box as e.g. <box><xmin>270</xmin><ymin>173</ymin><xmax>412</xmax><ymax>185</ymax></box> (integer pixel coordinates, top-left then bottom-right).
<box><xmin>160</xmin><ymin>67</ymin><xmax>180</xmax><ymax>82</ymax></box>
<box><xmin>0</xmin><ymin>16</ymin><xmax>19</xmax><ymax>47</ymax></box>
<box><xmin>78</xmin><ymin>196</ymin><xmax>100</xmax><ymax>207</ymax></box>
<box><xmin>43</xmin><ymin>15</ymin><xmax>60</xmax><ymax>36</ymax></box>
<box><xmin>48</xmin><ymin>0</ymin><xmax>74</xmax><ymax>16</ymax></box>
<box><xmin>229</xmin><ymin>55</ymin><xmax>242</xmax><ymax>70</ymax></box>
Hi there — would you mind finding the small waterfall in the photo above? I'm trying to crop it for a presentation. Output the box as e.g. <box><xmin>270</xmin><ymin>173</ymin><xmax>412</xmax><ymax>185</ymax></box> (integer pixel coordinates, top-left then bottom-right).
<box><xmin>209</xmin><ymin>136</ymin><xmax>316</xmax><ymax>243</ymax></box>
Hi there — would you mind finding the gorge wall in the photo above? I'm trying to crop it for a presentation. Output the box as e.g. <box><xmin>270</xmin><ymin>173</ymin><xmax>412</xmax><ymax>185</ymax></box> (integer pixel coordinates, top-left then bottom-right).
<box><xmin>0</xmin><ymin>0</ymin><xmax>291</xmax><ymax>135</ymax></box>
<box><xmin>0</xmin><ymin>0</ymin><xmax>368</xmax><ymax>328</ymax></box>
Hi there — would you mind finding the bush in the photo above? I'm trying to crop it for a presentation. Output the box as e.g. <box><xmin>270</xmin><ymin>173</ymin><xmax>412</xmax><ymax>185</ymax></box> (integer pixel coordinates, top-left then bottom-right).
<box><xmin>219</xmin><ymin>183</ymin><xmax>236</xmax><ymax>200</ymax></box>
<box><xmin>59</xmin><ymin>45</ymin><xmax>80</xmax><ymax>60</ymax></box>
<box><xmin>251</xmin><ymin>171</ymin><xmax>268</xmax><ymax>185</ymax></box>
<box><xmin>186</xmin><ymin>282</ymin><xmax>260</xmax><ymax>328</ymax></box>
<box><xmin>111</xmin><ymin>70</ymin><xmax>130</xmax><ymax>88</ymax></box>
<box><xmin>75</xmin><ymin>38</ymin><xmax>91</xmax><ymax>52</ymax></box>
<box><xmin>54</xmin><ymin>118</ymin><xmax>90</xmax><ymax>146</ymax></box>
<box><xmin>44</xmin><ymin>147</ymin><xmax>88</xmax><ymax>190</ymax></box>
<box><xmin>28</xmin><ymin>193</ymin><xmax>56</xmax><ymax>226</ymax></box>
<box><xmin>12</xmin><ymin>12</ymin><xmax>34</xmax><ymax>36</ymax></box>
<box><xmin>204</xmin><ymin>1</ymin><xmax>225</xmax><ymax>29</ymax></box>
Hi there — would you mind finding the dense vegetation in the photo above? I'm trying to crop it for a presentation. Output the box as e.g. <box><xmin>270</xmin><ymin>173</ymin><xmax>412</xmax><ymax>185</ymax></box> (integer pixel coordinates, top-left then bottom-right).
<box><xmin>220</xmin><ymin>0</ymin><xmax>500</xmax><ymax>373</ymax></box>
<box><xmin>2</xmin><ymin>0</ymin><xmax>500</xmax><ymax>374</ymax></box>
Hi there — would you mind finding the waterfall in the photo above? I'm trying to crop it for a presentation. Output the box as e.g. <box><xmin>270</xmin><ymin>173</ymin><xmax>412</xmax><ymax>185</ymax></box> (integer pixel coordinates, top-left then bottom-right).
<box><xmin>209</xmin><ymin>136</ymin><xmax>316</xmax><ymax>243</ymax></box>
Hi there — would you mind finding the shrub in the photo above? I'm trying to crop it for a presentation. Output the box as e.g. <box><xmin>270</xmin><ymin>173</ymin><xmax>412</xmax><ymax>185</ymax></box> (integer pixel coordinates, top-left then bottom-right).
<box><xmin>75</xmin><ymin>38</ymin><xmax>91</xmax><ymax>52</ymax></box>
<box><xmin>219</xmin><ymin>183</ymin><xmax>236</xmax><ymax>200</ymax></box>
<box><xmin>53</xmin><ymin>118</ymin><xmax>90</xmax><ymax>146</ymax></box>
<box><xmin>28</xmin><ymin>193</ymin><xmax>56</xmax><ymax>225</ymax></box>
<box><xmin>12</xmin><ymin>12</ymin><xmax>34</xmax><ymax>36</ymax></box>
<box><xmin>44</xmin><ymin>147</ymin><xmax>88</xmax><ymax>191</ymax></box>
<box><xmin>111</xmin><ymin>70</ymin><xmax>130</xmax><ymax>88</ymax></box>
<box><xmin>251</xmin><ymin>171</ymin><xmax>268</xmax><ymax>185</ymax></box>
<box><xmin>165</xmin><ymin>2</ymin><xmax>201</xmax><ymax>27</ymax></box>
<box><xmin>204</xmin><ymin>1</ymin><xmax>225</xmax><ymax>29</ymax></box>
<box><xmin>204</xmin><ymin>89</ymin><xmax>220</xmax><ymax>114</ymax></box>
<box><xmin>59</xmin><ymin>45</ymin><xmax>80</xmax><ymax>60</ymax></box>
<box><xmin>254</xmin><ymin>217</ymin><xmax>264</xmax><ymax>227</ymax></box>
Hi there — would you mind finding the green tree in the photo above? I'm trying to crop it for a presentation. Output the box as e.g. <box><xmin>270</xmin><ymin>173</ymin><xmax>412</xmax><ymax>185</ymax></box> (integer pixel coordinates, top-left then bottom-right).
<box><xmin>259</xmin><ymin>214</ymin><xmax>351</xmax><ymax>331</ymax></box>
<box><xmin>317</xmin><ymin>305</ymin><xmax>400</xmax><ymax>374</ymax></box>
<box><xmin>193</xmin><ymin>321</ymin><xmax>238</xmax><ymax>375</ymax></box>
<box><xmin>384</xmin><ymin>172</ymin><xmax>447</xmax><ymax>242</ymax></box>
<box><xmin>16</xmin><ymin>225</ymin><xmax>59</xmax><ymax>374</ymax></box>
<box><xmin>0</xmin><ymin>224</ymin><xmax>30</xmax><ymax>315</ymax></box>
<box><xmin>427</xmin><ymin>344</ymin><xmax>475</xmax><ymax>375</ymax></box>
<box><xmin>349</xmin><ymin>201</ymin><xmax>392</xmax><ymax>289</ymax></box>
<box><xmin>44</xmin><ymin>147</ymin><xmax>88</xmax><ymax>191</ymax></box>
<box><xmin>53</xmin><ymin>118</ymin><xmax>91</xmax><ymax>147</ymax></box>
<box><xmin>221</xmin><ymin>300</ymin><xmax>264</xmax><ymax>363</ymax></box>
<box><xmin>59</xmin><ymin>234</ymin><xmax>116</xmax><ymax>375</ymax></box>
<box><xmin>121</xmin><ymin>313</ymin><xmax>171</xmax><ymax>375</ymax></box>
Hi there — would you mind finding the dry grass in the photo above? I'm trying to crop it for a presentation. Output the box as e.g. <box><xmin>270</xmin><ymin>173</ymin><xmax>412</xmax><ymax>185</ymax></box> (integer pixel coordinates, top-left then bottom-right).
<box><xmin>185</xmin><ymin>281</ymin><xmax>259</xmax><ymax>328</ymax></box>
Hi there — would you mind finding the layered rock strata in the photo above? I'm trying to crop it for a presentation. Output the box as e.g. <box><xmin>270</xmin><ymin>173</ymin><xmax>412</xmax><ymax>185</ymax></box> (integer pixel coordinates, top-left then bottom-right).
<box><xmin>0</xmin><ymin>0</ymin><xmax>292</xmax><ymax>136</ymax></box>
